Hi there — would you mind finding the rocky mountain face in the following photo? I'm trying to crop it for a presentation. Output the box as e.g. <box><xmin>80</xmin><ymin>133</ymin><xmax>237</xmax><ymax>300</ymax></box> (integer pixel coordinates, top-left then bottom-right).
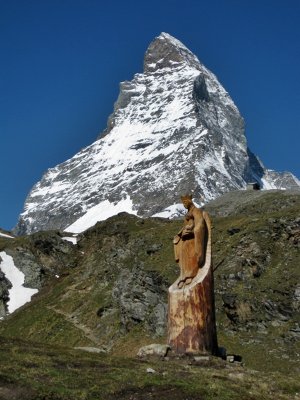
<box><xmin>15</xmin><ymin>32</ymin><xmax>300</xmax><ymax>235</ymax></box>
<box><xmin>1</xmin><ymin>190</ymin><xmax>300</xmax><ymax>374</ymax></box>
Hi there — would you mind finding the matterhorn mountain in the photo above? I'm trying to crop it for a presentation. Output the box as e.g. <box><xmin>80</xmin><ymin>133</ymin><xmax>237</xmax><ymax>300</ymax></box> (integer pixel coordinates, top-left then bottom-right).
<box><xmin>15</xmin><ymin>32</ymin><xmax>300</xmax><ymax>235</ymax></box>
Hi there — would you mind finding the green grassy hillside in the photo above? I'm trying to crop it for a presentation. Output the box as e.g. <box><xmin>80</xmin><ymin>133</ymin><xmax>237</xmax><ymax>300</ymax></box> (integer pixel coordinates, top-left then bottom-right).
<box><xmin>0</xmin><ymin>190</ymin><xmax>299</xmax><ymax>399</ymax></box>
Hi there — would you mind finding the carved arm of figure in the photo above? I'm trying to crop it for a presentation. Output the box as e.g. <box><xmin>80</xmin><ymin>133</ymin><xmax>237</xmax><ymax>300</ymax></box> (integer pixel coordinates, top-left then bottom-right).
<box><xmin>192</xmin><ymin>207</ymin><xmax>206</xmax><ymax>267</ymax></box>
<box><xmin>173</xmin><ymin>219</ymin><xmax>194</xmax><ymax>262</ymax></box>
<box><xmin>173</xmin><ymin>233</ymin><xmax>181</xmax><ymax>262</ymax></box>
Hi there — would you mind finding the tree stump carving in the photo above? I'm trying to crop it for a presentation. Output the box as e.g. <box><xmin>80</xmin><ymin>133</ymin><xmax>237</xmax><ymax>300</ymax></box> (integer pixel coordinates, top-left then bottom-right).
<box><xmin>168</xmin><ymin>195</ymin><xmax>218</xmax><ymax>355</ymax></box>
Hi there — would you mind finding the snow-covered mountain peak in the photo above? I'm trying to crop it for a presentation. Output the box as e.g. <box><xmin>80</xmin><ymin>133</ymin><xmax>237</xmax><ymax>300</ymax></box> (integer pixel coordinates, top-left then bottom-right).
<box><xmin>144</xmin><ymin>32</ymin><xmax>201</xmax><ymax>73</ymax></box>
<box><xmin>15</xmin><ymin>33</ymin><xmax>300</xmax><ymax>235</ymax></box>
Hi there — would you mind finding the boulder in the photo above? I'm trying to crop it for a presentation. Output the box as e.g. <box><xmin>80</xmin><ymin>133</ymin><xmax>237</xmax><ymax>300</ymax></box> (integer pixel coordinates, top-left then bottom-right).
<box><xmin>137</xmin><ymin>344</ymin><xmax>170</xmax><ymax>358</ymax></box>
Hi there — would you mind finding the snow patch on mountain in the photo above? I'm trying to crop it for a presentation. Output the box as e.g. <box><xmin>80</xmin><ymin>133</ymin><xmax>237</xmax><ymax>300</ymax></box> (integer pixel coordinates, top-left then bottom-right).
<box><xmin>152</xmin><ymin>197</ymin><xmax>203</xmax><ymax>219</ymax></box>
<box><xmin>260</xmin><ymin>177</ymin><xmax>279</xmax><ymax>190</ymax></box>
<box><xmin>0</xmin><ymin>252</ymin><xmax>38</xmax><ymax>314</ymax></box>
<box><xmin>152</xmin><ymin>203</ymin><xmax>186</xmax><ymax>219</ymax></box>
<box><xmin>65</xmin><ymin>196</ymin><xmax>137</xmax><ymax>234</ymax></box>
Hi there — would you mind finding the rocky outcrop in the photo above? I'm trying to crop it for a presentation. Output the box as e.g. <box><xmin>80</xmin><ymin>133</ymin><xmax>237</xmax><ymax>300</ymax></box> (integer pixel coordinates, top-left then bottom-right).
<box><xmin>0</xmin><ymin>269</ymin><xmax>11</xmax><ymax>318</ymax></box>
<box><xmin>5</xmin><ymin>248</ymin><xmax>44</xmax><ymax>289</ymax></box>
<box><xmin>15</xmin><ymin>33</ymin><xmax>300</xmax><ymax>235</ymax></box>
<box><xmin>214</xmin><ymin>203</ymin><xmax>300</xmax><ymax>346</ymax></box>
<box><xmin>0</xmin><ymin>231</ymin><xmax>76</xmax><ymax>318</ymax></box>
<box><xmin>112</xmin><ymin>266</ymin><xmax>168</xmax><ymax>336</ymax></box>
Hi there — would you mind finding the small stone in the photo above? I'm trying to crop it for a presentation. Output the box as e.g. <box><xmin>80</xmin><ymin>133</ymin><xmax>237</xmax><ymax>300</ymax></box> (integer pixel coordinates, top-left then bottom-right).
<box><xmin>74</xmin><ymin>346</ymin><xmax>106</xmax><ymax>354</ymax></box>
<box><xmin>193</xmin><ymin>355</ymin><xmax>210</xmax><ymax>362</ymax></box>
<box><xmin>271</xmin><ymin>320</ymin><xmax>282</xmax><ymax>327</ymax></box>
<box><xmin>146</xmin><ymin>368</ymin><xmax>156</xmax><ymax>374</ymax></box>
<box><xmin>226</xmin><ymin>354</ymin><xmax>242</xmax><ymax>363</ymax></box>
<box><xmin>227</xmin><ymin>355</ymin><xmax>235</xmax><ymax>363</ymax></box>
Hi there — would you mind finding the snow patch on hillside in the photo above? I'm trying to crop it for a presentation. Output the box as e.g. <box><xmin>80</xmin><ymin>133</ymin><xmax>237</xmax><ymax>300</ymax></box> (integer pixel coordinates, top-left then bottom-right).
<box><xmin>260</xmin><ymin>177</ymin><xmax>278</xmax><ymax>190</ymax></box>
<box><xmin>62</xmin><ymin>236</ymin><xmax>78</xmax><ymax>245</ymax></box>
<box><xmin>0</xmin><ymin>252</ymin><xmax>38</xmax><ymax>314</ymax></box>
<box><xmin>0</xmin><ymin>232</ymin><xmax>14</xmax><ymax>239</ymax></box>
<box><xmin>64</xmin><ymin>196</ymin><xmax>138</xmax><ymax>234</ymax></box>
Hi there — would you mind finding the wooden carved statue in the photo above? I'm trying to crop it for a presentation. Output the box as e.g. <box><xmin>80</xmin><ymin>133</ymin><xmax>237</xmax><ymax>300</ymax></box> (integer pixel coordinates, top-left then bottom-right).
<box><xmin>174</xmin><ymin>194</ymin><xmax>207</xmax><ymax>289</ymax></box>
<box><xmin>168</xmin><ymin>195</ymin><xmax>218</xmax><ymax>355</ymax></box>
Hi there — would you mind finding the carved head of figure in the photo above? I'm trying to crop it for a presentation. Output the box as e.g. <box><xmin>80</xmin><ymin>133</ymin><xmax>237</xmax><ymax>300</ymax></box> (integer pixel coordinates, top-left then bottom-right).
<box><xmin>181</xmin><ymin>194</ymin><xmax>193</xmax><ymax>209</ymax></box>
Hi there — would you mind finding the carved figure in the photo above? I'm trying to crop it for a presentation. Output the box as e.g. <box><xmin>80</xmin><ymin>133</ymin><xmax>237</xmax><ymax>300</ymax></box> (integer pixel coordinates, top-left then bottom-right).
<box><xmin>174</xmin><ymin>194</ymin><xmax>207</xmax><ymax>288</ymax></box>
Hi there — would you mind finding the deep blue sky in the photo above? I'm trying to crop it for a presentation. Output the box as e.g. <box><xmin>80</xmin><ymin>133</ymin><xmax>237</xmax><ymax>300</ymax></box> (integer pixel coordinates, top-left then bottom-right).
<box><xmin>1</xmin><ymin>0</ymin><xmax>299</xmax><ymax>230</ymax></box>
